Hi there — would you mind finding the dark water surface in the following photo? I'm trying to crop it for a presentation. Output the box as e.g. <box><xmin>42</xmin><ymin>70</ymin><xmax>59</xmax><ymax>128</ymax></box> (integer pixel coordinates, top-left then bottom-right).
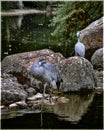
<box><xmin>1</xmin><ymin>13</ymin><xmax>71</xmax><ymax>60</ymax></box>
<box><xmin>1</xmin><ymin>92</ymin><xmax>103</xmax><ymax>129</ymax></box>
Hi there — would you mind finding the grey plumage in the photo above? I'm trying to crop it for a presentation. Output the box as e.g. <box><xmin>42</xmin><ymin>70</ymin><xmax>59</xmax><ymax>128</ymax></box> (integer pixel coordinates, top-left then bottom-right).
<box><xmin>30</xmin><ymin>59</ymin><xmax>63</xmax><ymax>103</ymax></box>
<box><xmin>75</xmin><ymin>31</ymin><xmax>85</xmax><ymax>57</ymax></box>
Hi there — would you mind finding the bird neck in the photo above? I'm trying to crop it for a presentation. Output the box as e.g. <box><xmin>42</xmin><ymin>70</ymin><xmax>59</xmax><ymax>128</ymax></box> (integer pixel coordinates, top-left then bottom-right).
<box><xmin>77</xmin><ymin>35</ymin><xmax>80</xmax><ymax>42</ymax></box>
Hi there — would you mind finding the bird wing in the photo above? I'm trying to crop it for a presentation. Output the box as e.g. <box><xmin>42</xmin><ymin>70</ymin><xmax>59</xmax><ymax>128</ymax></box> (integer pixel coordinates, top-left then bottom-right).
<box><xmin>43</xmin><ymin>63</ymin><xmax>62</xmax><ymax>81</ymax></box>
<box><xmin>43</xmin><ymin>63</ymin><xmax>62</xmax><ymax>90</ymax></box>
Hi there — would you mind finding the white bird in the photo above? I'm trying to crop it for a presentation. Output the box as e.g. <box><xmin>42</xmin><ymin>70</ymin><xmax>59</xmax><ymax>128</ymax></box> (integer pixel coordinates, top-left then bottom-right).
<box><xmin>30</xmin><ymin>58</ymin><xmax>63</xmax><ymax>103</ymax></box>
<box><xmin>75</xmin><ymin>31</ymin><xmax>85</xmax><ymax>57</ymax></box>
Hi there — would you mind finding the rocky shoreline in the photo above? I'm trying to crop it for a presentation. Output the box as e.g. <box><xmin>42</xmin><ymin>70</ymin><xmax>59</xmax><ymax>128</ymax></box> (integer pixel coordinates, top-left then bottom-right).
<box><xmin>1</xmin><ymin>48</ymin><xmax>103</xmax><ymax>113</ymax></box>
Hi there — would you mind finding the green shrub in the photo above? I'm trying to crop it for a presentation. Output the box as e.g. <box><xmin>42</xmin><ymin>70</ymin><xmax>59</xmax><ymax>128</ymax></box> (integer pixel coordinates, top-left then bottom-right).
<box><xmin>50</xmin><ymin>1</ymin><xmax>103</xmax><ymax>56</ymax></box>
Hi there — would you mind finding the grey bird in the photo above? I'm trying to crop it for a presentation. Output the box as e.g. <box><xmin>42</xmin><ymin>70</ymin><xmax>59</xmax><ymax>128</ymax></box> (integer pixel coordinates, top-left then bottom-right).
<box><xmin>30</xmin><ymin>58</ymin><xmax>63</xmax><ymax>103</ymax></box>
<box><xmin>75</xmin><ymin>31</ymin><xmax>85</xmax><ymax>57</ymax></box>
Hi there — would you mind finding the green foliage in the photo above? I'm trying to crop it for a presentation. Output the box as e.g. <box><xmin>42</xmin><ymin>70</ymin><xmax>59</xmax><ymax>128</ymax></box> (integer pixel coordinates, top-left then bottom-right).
<box><xmin>1</xmin><ymin>1</ymin><xmax>19</xmax><ymax>11</ymax></box>
<box><xmin>50</xmin><ymin>1</ymin><xmax>103</xmax><ymax>56</ymax></box>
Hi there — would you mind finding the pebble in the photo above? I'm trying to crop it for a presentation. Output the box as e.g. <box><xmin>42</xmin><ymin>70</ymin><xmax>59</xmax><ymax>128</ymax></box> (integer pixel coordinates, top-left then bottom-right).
<box><xmin>16</xmin><ymin>101</ymin><xmax>28</xmax><ymax>109</ymax></box>
<box><xmin>9</xmin><ymin>103</ymin><xmax>19</xmax><ymax>111</ymax></box>
<box><xmin>0</xmin><ymin>105</ymin><xmax>8</xmax><ymax>111</ymax></box>
<box><xmin>27</xmin><ymin>93</ymin><xmax>48</xmax><ymax>101</ymax></box>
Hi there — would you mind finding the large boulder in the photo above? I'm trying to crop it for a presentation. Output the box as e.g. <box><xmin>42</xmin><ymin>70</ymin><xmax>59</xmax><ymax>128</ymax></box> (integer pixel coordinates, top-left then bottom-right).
<box><xmin>59</xmin><ymin>57</ymin><xmax>96</xmax><ymax>92</ymax></box>
<box><xmin>91</xmin><ymin>48</ymin><xmax>103</xmax><ymax>69</ymax></box>
<box><xmin>1</xmin><ymin>49</ymin><xmax>64</xmax><ymax>85</ymax></box>
<box><xmin>80</xmin><ymin>17</ymin><xmax>103</xmax><ymax>60</ymax></box>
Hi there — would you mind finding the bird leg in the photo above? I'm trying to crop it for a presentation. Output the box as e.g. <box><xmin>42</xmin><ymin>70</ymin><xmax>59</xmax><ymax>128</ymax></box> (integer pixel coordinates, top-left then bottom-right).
<box><xmin>41</xmin><ymin>83</ymin><xmax>46</xmax><ymax>112</ymax></box>
<box><xmin>49</xmin><ymin>87</ymin><xmax>53</xmax><ymax>103</ymax></box>
<box><xmin>42</xmin><ymin>83</ymin><xmax>46</xmax><ymax>103</ymax></box>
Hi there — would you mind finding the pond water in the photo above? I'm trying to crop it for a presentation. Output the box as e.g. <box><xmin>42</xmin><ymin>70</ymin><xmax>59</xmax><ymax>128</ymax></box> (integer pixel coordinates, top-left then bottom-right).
<box><xmin>1</xmin><ymin>92</ymin><xmax>103</xmax><ymax>129</ymax></box>
<box><xmin>1</xmin><ymin>13</ymin><xmax>103</xmax><ymax>129</ymax></box>
<box><xmin>1</xmin><ymin>13</ymin><xmax>71</xmax><ymax>60</ymax></box>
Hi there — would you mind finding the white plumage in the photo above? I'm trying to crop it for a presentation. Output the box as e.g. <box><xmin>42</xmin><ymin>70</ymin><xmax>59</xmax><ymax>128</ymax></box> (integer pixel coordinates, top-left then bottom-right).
<box><xmin>75</xmin><ymin>31</ymin><xmax>85</xmax><ymax>57</ymax></box>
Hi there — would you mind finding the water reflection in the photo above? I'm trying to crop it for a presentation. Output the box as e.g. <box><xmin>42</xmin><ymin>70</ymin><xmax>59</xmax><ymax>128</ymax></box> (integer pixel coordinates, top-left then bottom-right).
<box><xmin>2</xmin><ymin>14</ymin><xmax>52</xmax><ymax>59</ymax></box>
<box><xmin>44</xmin><ymin>92</ymin><xmax>94</xmax><ymax>124</ymax></box>
<box><xmin>1</xmin><ymin>92</ymin><xmax>103</xmax><ymax>129</ymax></box>
<box><xmin>17</xmin><ymin>15</ymin><xmax>23</xmax><ymax>29</ymax></box>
